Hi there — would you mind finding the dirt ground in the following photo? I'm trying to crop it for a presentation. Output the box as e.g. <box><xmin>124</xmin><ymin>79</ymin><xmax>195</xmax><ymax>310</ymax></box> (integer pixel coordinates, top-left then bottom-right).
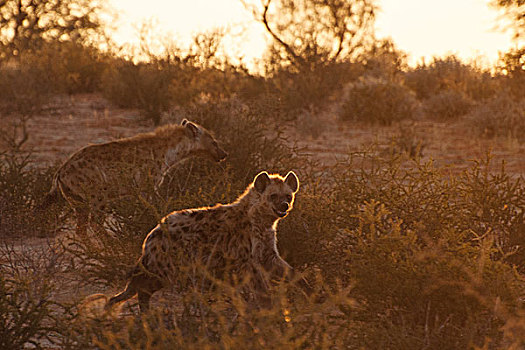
<box><xmin>2</xmin><ymin>93</ymin><xmax>524</xmax><ymax>177</ymax></box>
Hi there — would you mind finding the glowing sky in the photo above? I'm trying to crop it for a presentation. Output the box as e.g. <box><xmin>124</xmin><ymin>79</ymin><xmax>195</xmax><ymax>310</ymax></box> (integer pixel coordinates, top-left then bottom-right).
<box><xmin>110</xmin><ymin>0</ymin><xmax>516</xmax><ymax>67</ymax></box>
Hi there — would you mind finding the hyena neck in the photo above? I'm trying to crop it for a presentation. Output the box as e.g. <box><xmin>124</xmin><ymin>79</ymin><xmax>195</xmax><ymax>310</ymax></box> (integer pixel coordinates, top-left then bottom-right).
<box><xmin>235</xmin><ymin>187</ymin><xmax>280</xmax><ymax>233</ymax></box>
<box><xmin>164</xmin><ymin>138</ymin><xmax>195</xmax><ymax>162</ymax></box>
<box><xmin>149</xmin><ymin>127</ymin><xmax>197</xmax><ymax>164</ymax></box>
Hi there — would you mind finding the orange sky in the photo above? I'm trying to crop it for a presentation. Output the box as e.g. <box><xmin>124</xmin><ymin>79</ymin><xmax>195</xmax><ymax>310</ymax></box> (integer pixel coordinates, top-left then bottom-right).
<box><xmin>109</xmin><ymin>0</ymin><xmax>517</xmax><ymax>67</ymax></box>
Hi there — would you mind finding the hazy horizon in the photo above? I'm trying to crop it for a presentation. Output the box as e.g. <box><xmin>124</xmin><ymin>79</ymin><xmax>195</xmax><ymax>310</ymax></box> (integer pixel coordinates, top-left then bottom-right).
<box><xmin>109</xmin><ymin>0</ymin><xmax>517</xmax><ymax>68</ymax></box>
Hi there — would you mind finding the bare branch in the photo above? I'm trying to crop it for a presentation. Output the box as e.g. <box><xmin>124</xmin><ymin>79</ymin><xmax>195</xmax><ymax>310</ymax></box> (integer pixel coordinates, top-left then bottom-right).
<box><xmin>243</xmin><ymin>0</ymin><xmax>376</xmax><ymax>71</ymax></box>
<box><xmin>261</xmin><ymin>0</ymin><xmax>306</xmax><ymax>68</ymax></box>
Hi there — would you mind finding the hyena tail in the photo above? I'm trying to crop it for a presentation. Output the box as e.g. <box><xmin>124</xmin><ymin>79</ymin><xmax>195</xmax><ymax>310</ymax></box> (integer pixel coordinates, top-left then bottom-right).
<box><xmin>105</xmin><ymin>283</ymin><xmax>137</xmax><ymax>311</ymax></box>
<box><xmin>106</xmin><ymin>264</ymin><xmax>162</xmax><ymax>313</ymax></box>
<box><xmin>105</xmin><ymin>265</ymin><xmax>141</xmax><ymax>311</ymax></box>
<box><xmin>35</xmin><ymin>175</ymin><xmax>64</xmax><ymax>212</ymax></box>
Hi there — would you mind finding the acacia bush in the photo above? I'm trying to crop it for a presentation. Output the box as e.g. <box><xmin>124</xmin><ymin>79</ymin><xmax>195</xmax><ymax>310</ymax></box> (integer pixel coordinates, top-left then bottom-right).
<box><xmin>467</xmin><ymin>93</ymin><xmax>525</xmax><ymax>142</ymax></box>
<box><xmin>0</xmin><ymin>63</ymin><xmax>50</xmax><ymax>117</ymax></box>
<box><xmin>404</xmin><ymin>56</ymin><xmax>499</xmax><ymax>101</ymax></box>
<box><xmin>267</xmin><ymin>62</ymin><xmax>363</xmax><ymax>114</ymax></box>
<box><xmin>0</xmin><ymin>237</ymin><xmax>76</xmax><ymax>349</ymax></box>
<box><xmin>101</xmin><ymin>59</ymin><xmax>181</xmax><ymax>125</ymax></box>
<box><xmin>422</xmin><ymin>89</ymin><xmax>474</xmax><ymax>121</ymax></box>
<box><xmin>346</xmin><ymin>204</ymin><xmax>519</xmax><ymax>348</ymax></box>
<box><xmin>33</xmin><ymin>42</ymin><xmax>106</xmax><ymax>94</ymax></box>
<box><xmin>0</xmin><ymin>272</ymin><xmax>56</xmax><ymax>349</ymax></box>
<box><xmin>100</xmin><ymin>55</ymin><xmax>268</xmax><ymax>125</ymax></box>
<box><xmin>340</xmin><ymin>77</ymin><xmax>417</xmax><ymax>125</ymax></box>
<box><xmin>0</xmin><ymin>123</ymin><xmax>62</xmax><ymax>237</ymax></box>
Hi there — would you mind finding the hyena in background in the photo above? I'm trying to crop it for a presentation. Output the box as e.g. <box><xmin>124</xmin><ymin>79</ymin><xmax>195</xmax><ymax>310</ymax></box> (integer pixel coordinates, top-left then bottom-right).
<box><xmin>38</xmin><ymin>119</ymin><xmax>227</xmax><ymax>234</ymax></box>
<box><xmin>106</xmin><ymin>171</ymin><xmax>311</xmax><ymax>312</ymax></box>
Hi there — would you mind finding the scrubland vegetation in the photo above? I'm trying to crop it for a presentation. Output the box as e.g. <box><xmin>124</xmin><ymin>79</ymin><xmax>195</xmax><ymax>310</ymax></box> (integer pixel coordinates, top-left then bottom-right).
<box><xmin>1</xmin><ymin>0</ymin><xmax>524</xmax><ymax>348</ymax></box>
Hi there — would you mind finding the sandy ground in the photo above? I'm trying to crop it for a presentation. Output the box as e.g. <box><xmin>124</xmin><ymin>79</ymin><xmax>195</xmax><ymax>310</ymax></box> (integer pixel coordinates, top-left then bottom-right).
<box><xmin>287</xmin><ymin>108</ymin><xmax>525</xmax><ymax>177</ymax></box>
<box><xmin>2</xmin><ymin>93</ymin><xmax>523</xmax><ymax>176</ymax></box>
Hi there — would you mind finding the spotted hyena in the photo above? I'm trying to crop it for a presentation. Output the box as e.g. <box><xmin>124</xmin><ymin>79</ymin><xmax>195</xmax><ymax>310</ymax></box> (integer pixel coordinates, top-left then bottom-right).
<box><xmin>38</xmin><ymin>119</ymin><xmax>227</xmax><ymax>234</ymax></box>
<box><xmin>106</xmin><ymin>171</ymin><xmax>310</xmax><ymax>312</ymax></box>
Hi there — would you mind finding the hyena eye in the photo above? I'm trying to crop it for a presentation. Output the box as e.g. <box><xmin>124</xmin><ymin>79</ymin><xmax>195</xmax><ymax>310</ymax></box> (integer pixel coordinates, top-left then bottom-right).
<box><xmin>270</xmin><ymin>194</ymin><xmax>278</xmax><ymax>201</ymax></box>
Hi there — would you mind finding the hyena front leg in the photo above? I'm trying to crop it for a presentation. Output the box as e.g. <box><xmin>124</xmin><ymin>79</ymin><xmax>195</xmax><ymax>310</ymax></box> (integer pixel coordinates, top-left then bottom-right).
<box><xmin>265</xmin><ymin>255</ymin><xmax>313</xmax><ymax>297</ymax></box>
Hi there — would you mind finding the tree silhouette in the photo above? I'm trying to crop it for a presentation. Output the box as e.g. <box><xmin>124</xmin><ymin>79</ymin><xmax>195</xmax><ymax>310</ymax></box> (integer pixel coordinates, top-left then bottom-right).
<box><xmin>0</xmin><ymin>0</ymin><xmax>104</xmax><ymax>56</ymax></box>
<box><xmin>242</xmin><ymin>0</ymin><xmax>376</xmax><ymax>72</ymax></box>
<box><xmin>492</xmin><ymin>0</ymin><xmax>524</xmax><ymax>40</ymax></box>
<box><xmin>492</xmin><ymin>0</ymin><xmax>523</xmax><ymax>99</ymax></box>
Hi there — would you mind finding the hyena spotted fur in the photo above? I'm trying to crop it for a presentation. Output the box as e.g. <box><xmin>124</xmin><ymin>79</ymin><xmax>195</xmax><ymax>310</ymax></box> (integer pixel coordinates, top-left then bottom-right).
<box><xmin>106</xmin><ymin>171</ymin><xmax>310</xmax><ymax>312</ymax></box>
<box><xmin>39</xmin><ymin>119</ymin><xmax>227</xmax><ymax>234</ymax></box>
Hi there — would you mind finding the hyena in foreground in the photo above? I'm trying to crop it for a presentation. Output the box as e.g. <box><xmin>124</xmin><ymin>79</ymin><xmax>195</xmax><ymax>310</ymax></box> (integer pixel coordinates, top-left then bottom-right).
<box><xmin>39</xmin><ymin>120</ymin><xmax>227</xmax><ymax>234</ymax></box>
<box><xmin>106</xmin><ymin>171</ymin><xmax>310</xmax><ymax>312</ymax></box>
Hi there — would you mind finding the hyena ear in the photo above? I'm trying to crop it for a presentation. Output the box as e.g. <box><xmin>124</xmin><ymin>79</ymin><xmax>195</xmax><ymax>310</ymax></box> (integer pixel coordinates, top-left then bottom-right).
<box><xmin>284</xmin><ymin>171</ymin><xmax>299</xmax><ymax>193</ymax></box>
<box><xmin>184</xmin><ymin>121</ymin><xmax>200</xmax><ymax>139</ymax></box>
<box><xmin>254</xmin><ymin>171</ymin><xmax>271</xmax><ymax>193</ymax></box>
<box><xmin>181</xmin><ymin>119</ymin><xmax>188</xmax><ymax>126</ymax></box>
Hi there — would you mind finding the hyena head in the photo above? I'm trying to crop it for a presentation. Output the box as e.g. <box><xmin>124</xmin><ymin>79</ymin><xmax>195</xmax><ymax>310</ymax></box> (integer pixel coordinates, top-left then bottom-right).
<box><xmin>252</xmin><ymin>171</ymin><xmax>299</xmax><ymax>219</ymax></box>
<box><xmin>181</xmin><ymin>119</ymin><xmax>227</xmax><ymax>162</ymax></box>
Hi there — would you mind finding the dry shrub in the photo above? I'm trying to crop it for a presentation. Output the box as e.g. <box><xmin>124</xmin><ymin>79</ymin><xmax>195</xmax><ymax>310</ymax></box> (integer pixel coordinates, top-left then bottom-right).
<box><xmin>0</xmin><ymin>121</ymin><xmax>62</xmax><ymax>237</ymax></box>
<box><xmin>295</xmin><ymin>106</ymin><xmax>327</xmax><ymax>139</ymax></box>
<box><xmin>497</xmin><ymin>47</ymin><xmax>525</xmax><ymax>100</ymax></box>
<box><xmin>35</xmin><ymin>42</ymin><xmax>106</xmax><ymax>94</ymax></box>
<box><xmin>422</xmin><ymin>89</ymin><xmax>474</xmax><ymax>121</ymax></box>
<box><xmin>3</xmin><ymin>42</ymin><xmax>105</xmax><ymax>98</ymax></box>
<box><xmin>364</xmin><ymin>39</ymin><xmax>408</xmax><ymax>82</ymax></box>
<box><xmin>0</xmin><ymin>238</ymin><xmax>75</xmax><ymax>349</ymax></box>
<box><xmin>280</xmin><ymin>151</ymin><xmax>525</xmax><ymax>348</ymax></box>
<box><xmin>340</xmin><ymin>77</ymin><xmax>417</xmax><ymax>125</ymax></box>
<box><xmin>0</xmin><ymin>65</ymin><xmax>50</xmax><ymax>117</ymax></box>
<box><xmin>389</xmin><ymin>122</ymin><xmax>426</xmax><ymax>159</ymax></box>
<box><xmin>404</xmin><ymin>56</ymin><xmax>499</xmax><ymax>101</ymax></box>
<box><xmin>101</xmin><ymin>59</ymin><xmax>185</xmax><ymax>125</ymax></box>
<box><xmin>267</xmin><ymin>62</ymin><xmax>363</xmax><ymax>114</ymax></box>
<box><xmin>468</xmin><ymin>93</ymin><xmax>525</xmax><ymax>142</ymax></box>
<box><xmin>0</xmin><ymin>269</ymin><xmax>55</xmax><ymax>349</ymax></box>
<box><xmin>64</xmin><ymin>280</ymin><xmax>354</xmax><ymax>349</ymax></box>
<box><xmin>101</xmin><ymin>56</ymin><xmax>265</xmax><ymax>125</ymax></box>
<box><xmin>346</xmin><ymin>201</ymin><xmax>518</xmax><ymax>348</ymax></box>
<box><xmin>100</xmin><ymin>24</ymin><xmax>266</xmax><ymax>125</ymax></box>
<box><xmin>174</xmin><ymin>98</ymin><xmax>306</xmax><ymax>184</ymax></box>
<box><xmin>0</xmin><ymin>41</ymin><xmax>106</xmax><ymax>119</ymax></box>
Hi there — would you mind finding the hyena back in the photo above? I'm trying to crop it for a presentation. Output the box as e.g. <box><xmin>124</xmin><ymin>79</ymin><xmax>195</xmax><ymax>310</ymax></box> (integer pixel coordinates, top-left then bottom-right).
<box><xmin>106</xmin><ymin>171</ymin><xmax>310</xmax><ymax>312</ymax></box>
<box><xmin>39</xmin><ymin>119</ymin><xmax>226</xmax><ymax>234</ymax></box>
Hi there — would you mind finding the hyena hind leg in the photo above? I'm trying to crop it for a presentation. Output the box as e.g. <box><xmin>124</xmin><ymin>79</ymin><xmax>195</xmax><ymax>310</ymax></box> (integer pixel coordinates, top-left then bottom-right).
<box><xmin>106</xmin><ymin>271</ymin><xmax>162</xmax><ymax>313</ymax></box>
<box><xmin>137</xmin><ymin>275</ymin><xmax>163</xmax><ymax>313</ymax></box>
